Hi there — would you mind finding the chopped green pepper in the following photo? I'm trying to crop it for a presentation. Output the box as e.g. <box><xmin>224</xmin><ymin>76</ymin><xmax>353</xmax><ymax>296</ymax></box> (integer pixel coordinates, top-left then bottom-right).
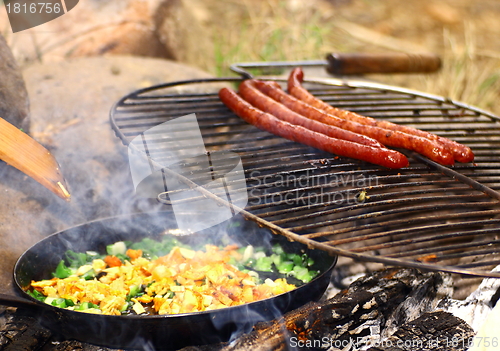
<box><xmin>254</xmin><ymin>256</ymin><xmax>273</xmax><ymax>272</ymax></box>
<box><xmin>277</xmin><ymin>260</ymin><xmax>294</xmax><ymax>274</ymax></box>
<box><xmin>81</xmin><ymin>268</ymin><xmax>96</xmax><ymax>280</ymax></box>
<box><xmin>27</xmin><ymin>289</ymin><xmax>46</xmax><ymax>302</ymax></box>
<box><xmin>76</xmin><ymin>302</ymin><xmax>99</xmax><ymax>311</ymax></box>
<box><xmin>52</xmin><ymin>260</ymin><xmax>74</xmax><ymax>278</ymax></box>
<box><xmin>51</xmin><ymin>298</ymin><xmax>74</xmax><ymax>308</ymax></box>
<box><xmin>127</xmin><ymin>285</ymin><xmax>143</xmax><ymax>300</ymax></box>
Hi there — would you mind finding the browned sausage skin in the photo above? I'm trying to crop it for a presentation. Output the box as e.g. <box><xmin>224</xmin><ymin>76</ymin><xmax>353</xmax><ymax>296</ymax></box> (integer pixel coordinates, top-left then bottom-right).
<box><xmin>288</xmin><ymin>67</ymin><xmax>474</xmax><ymax>164</ymax></box>
<box><xmin>238</xmin><ymin>79</ymin><xmax>384</xmax><ymax>149</ymax></box>
<box><xmin>253</xmin><ymin>80</ymin><xmax>457</xmax><ymax>166</ymax></box>
<box><xmin>219</xmin><ymin>87</ymin><xmax>409</xmax><ymax>169</ymax></box>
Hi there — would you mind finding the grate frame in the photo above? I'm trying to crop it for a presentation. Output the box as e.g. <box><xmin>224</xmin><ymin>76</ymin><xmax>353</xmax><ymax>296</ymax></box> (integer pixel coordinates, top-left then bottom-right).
<box><xmin>110</xmin><ymin>67</ymin><xmax>500</xmax><ymax>278</ymax></box>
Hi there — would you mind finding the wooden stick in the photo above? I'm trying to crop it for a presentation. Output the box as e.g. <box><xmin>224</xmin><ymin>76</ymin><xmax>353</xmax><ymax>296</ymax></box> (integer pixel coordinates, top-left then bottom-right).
<box><xmin>0</xmin><ymin>117</ymin><xmax>70</xmax><ymax>201</ymax></box>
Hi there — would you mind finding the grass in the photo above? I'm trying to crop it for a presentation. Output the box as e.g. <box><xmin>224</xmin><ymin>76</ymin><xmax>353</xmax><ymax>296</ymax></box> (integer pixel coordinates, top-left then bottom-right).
<box><xmin>210</xmin><ymin>0</ymin><xmax>342</xmax><ymax>77</ymax></box>
<box><xmin>415</xmin><ymin>26</ymin><xmax>500</xmax><ymax>114</ymax></box>
<box><xmin>207</xmin><ymin>0</ymin><xmax>500</xmax><ymax>115</ymax></box>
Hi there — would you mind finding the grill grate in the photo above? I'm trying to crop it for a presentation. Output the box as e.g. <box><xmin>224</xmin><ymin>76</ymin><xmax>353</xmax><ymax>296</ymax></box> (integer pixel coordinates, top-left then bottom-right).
<box><xmin>110</xmin><ymin>68</ymin><xmax>500</xmax><ymax>278</ymax></box>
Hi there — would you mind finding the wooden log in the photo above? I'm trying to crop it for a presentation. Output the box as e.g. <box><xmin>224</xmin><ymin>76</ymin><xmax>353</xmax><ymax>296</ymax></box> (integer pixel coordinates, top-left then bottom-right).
<box><xmin>367</xmin><ymin>311</ymin><xmax>474</xmax><ymax>351</ymax></box>
<box><xmin>0</xmin><ymin>308</ymin><xmax>52</xmax><ymax>350</ymax></box>
<box><xmin>219</xmin><ymin>268</ymin><xmax>458</xmax><ymax>351</ymax></box>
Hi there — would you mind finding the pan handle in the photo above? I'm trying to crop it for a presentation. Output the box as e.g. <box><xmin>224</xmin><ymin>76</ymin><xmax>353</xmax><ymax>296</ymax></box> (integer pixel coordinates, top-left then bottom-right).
<box><xmin>0</xmin><ymin>293</ymin><xmax>41</xmax><ymax>309</ymax></box>
<box><xmin>326</xmin><ymin>52</ymin><xmax>442</xmax><ymax>75</ymax></box>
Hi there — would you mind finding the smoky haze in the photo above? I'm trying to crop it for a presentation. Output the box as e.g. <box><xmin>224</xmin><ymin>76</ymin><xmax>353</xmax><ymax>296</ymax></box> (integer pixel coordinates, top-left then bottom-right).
<box><xmin>0</xmin><ymin>56</ymin><xmax>216</xmax><ymax>296</ymax></box>
<box><xmin>128</xmin><ymin>113</ymin><xmax>248</xmax><ymax>233</ymax></box>
<box><xmin>0</xmin><ymin>55</ymin><xmax>311</xmax><ymax>350</ymax></box>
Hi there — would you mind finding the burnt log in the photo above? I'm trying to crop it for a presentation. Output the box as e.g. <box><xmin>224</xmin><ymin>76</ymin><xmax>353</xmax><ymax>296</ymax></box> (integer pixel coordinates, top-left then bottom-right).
<box><xmin>220</xmin><ymin>268</ymin><xmax>456</xmax><ymax>351</ymax></box>
<box><xmin>0</xmin><ymin>308</ymin><xmax>52</xmax><ymax>350</ymax></box>
<box><xmin>0</xmin><ymin>308</ymin><xmax>121</xmax><ymax>351</ymax></box>
<box><xmin>367</xmin><ymin>311</ymin><xmax>474</xmax><ymax>351</ymax></box>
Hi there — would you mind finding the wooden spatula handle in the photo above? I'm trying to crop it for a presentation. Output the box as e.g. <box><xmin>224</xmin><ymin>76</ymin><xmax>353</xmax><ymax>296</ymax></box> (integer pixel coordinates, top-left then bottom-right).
<box><xmin>326</xmin><ymin>52</ymin><xmax>441</xmax><ymax>75</ymax></box>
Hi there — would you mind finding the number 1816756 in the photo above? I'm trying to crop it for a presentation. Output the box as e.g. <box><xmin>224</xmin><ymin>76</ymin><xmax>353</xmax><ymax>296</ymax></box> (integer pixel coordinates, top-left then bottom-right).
<box><xmin>5</xmin><ymin>2</ymin><xmax>62</xmax><ymax>14</ymax></box>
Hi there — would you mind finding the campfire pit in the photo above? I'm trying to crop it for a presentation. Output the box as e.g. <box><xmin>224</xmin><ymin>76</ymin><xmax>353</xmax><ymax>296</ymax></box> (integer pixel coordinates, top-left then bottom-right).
<box><xmin>2</xmin><ymin>62</ymin><xmax>500</xmax><ymax>350</ymax></box>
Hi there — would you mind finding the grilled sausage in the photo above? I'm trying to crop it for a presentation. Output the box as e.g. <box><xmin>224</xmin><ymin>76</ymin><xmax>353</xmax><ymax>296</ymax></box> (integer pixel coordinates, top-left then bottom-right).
<box><xmin>219</xmin><ymin>87</ymin><xmax>409</xmax><ymax>169</ymax></box>
<box><xmin>288</xmin><ymin>67</ymin><xmax>474</xmax><ymax>163</ymax></box>
<box><xmin>238</xmin><ymin>79</ymin><xmax>384</xmax><ymax>149</ymax></box>
<box><xmin>253</xmin><ymin>79</ymin><xmax>455</xmax><ymax>166</ymax></box>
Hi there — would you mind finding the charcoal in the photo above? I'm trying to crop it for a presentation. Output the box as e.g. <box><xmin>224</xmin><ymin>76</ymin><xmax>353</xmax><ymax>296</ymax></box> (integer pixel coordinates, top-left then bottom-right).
<box><xmin>220</xmin><ymin>268</ymin><xmax>456</xmax><ymax>351</ymax></box>
<box><xmin>0</xmin><ymin>309</ymin><xmax>121</xmax><ymax>351</ymax></box>
<box><xmin>367</xmin><ymin>311</ymin><xmax>474</xmax><ymax>351</ymax></box>
<box><xmin>0</xmin><ymin>308</ymin><xmax>51</xmax><ymax>350</ymax></box>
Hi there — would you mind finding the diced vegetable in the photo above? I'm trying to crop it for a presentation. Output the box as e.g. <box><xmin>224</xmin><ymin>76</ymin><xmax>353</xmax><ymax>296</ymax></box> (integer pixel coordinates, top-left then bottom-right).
<box><xmin>240</xmin><ymin>243</ymin><xmax>319</xmax><ymax>283</ymax></box>
<box><xmin>127</xmin><ymin>285</ymin><xmax>143</xmax><ymax>300</ymax></box>
<box><xmin>272</xmin><ymin>243</ymin><xmax>285</xmax><ymax>255</ymax></box>
<box><xmin>27</xmin><ymin>289</ymin><xmax>46</xmax><ymax>302</ymax></box>
<box><xmin>254</xmin><ymin>256</ymin><xmax>273</xmax><ymax>272</ymax></box>
<box><xmin>104</xmin><ymin>255</ymin><xmax>122</xmax><ymax>267</ymax></box>
<box><xmin>276</xmin><ymin>261</ymin><xmax>294</xmax><ymax>274</ymax></box>
<box><xmin>126</xmin><ymin>249</ymin><xmax>142</xmax><ymax>260</ymax></box>
<box><xmin>106</xmin><ymin>241</ymin><xmax>127</xmax><ymax>256</ymax></box>
<box><xmin>28</xmin><ymin>235</ymin><xmax>320</xmax><ymax>316</ymax></box>
<box><xmin>242</xmin><ymin>245</ymin><xmax>254</xmax><ymax>262</ymax></box>
<box><xmin>51</xmin><ymin>298</ymin><xmax>75</xmax><ymax>308</ymax></box>
<box><xmin>53</xmin><ymin>260</ymin><xmax>74</xmax><ymax>278</ymax></box>
<box><xmin>80</xmin><ymin>268</ymin><xmax>96</xmax><ymax>280</ymax></box>
<box><xmin>271</xmin><ymin>253</ymin><xmax>282</xmax><ymax>267</ymax></box>
<box><xmin>75</xmin><ymin>302</ymin><xmax>100</xmax><ymax>311</ymax></box>
<box><xmin>132</xmin><ymin>301</ymin><xmax>146</xmax><ymax>315</ymax></box>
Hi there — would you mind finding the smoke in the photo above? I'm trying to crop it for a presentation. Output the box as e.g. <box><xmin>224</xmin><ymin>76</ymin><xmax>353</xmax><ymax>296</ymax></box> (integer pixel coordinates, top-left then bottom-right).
<box><xmin>0</xmin><ymin>63</ymin><xmax>314</xmax><ymax>349</ymax></box>
<box><xmin>128</xmin><ymin>113</ymin><xmax>248</xmax><ymax>233</ymax></box>
<box><xmin>15</xmin><ymin>210</ymin><xmax>310</xmax><ymax>350</ymax></box>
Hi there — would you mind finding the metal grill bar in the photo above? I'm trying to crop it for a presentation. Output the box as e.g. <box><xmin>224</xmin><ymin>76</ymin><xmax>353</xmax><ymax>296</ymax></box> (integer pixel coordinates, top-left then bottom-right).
<box><xmin>110</xmin><ymin>73</ymin><xmax>500</xmax><ymax>277</ymax></box>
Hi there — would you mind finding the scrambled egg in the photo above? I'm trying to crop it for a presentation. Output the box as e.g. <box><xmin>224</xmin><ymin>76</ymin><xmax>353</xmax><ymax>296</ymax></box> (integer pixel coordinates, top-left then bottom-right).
<box><xmin>30</xmin><ymin>245</ymin><xmax>296</xmax><ymax>316</ymax></box>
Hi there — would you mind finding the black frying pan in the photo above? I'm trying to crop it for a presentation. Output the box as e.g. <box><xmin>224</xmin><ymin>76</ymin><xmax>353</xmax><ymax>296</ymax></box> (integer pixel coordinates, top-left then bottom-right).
<box><xmin>0</xmin><ymin>211</ymin><xmax>336</xmax><ymax>350</ymax></box>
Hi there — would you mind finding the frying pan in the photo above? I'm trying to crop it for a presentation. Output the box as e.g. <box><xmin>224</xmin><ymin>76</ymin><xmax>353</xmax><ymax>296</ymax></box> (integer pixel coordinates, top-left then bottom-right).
<box><xmin>0</xmin><ymin>211</ymin><xmax>337</xmax><ymax>350</ymax></box>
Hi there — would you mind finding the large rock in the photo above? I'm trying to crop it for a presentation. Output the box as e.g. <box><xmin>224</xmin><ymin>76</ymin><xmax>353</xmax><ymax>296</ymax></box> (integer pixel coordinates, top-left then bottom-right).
<box><xmin>4</xmin><ymin>0</ymin><xmax>214</xmax><ymax>72</ymax></box>
<box><xmin>56</xmin><ymin>0</ymin><xmax>169</xmax><ymax>58</ymax></box>
<box><xmin>0</xmin><ymin>56</ymin><xmax>213</xmax><ymax>295</ymax></box>
<box><xmin>0</xmin><ymin>34</ymin><xmax>30</xmax><ymax>132</ymax></box>
<box><xmin>155</xmin><ymin>0</ymin><xmax>214</xmax><ymax>70</ymax></box>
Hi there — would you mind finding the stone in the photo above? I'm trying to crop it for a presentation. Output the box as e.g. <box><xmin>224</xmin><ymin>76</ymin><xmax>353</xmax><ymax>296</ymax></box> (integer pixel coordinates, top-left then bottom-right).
<box><xmin>0</xmin><ymin>56</ymin><xmax>212</xmax><ymax>295</ymax></box>
<box><xmin>0</xmin><ymin>34</ymin><xmax>30</xmax><ymax>132</ymax></box>
<box><xmin>56</xmin><ymin>0</ymin><xmax>169</xmax><ymax>58</ymax></box>
<box><xmin>3</xmin><ymin>0</ymin><xmax>215</xmax><ymax>72</ymax></box>
<box><xmin>155</xmin><ymin>0</ymin><xmax>215</xmax><ymax>70</ymax></box>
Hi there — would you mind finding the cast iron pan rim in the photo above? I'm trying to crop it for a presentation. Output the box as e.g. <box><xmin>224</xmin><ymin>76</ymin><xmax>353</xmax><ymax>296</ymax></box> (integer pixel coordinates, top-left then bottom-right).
<box><xmin>13</xmin><ymin>210</ymin><xmax>337</xmax><ymax>320</ymax></box>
